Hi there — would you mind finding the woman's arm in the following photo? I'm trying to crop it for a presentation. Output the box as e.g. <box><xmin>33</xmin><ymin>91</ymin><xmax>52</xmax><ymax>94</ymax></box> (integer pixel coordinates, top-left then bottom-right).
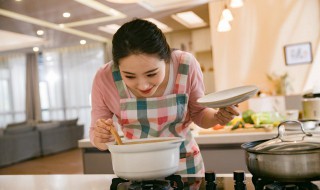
<box><xmin>185</xmin><ymin>51</ymin><xmax>239</xmax><ymax>129</ymax></box>
<box><xmin>90</xmin><ymin>65</ymin><xmax>117</xmax><ymax>150</ymax></box>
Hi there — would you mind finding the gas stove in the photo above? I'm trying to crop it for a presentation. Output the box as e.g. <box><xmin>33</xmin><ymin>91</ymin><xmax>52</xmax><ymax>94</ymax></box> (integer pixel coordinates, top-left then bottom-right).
<box><xmin>110</xmin><ymin>171</ymin><xmax>320</xmax><ymax>190</ymax></box>
<box><xmin>251</xmin><ymin>176</ymin><xmax>320</xmax><ymax>190</ymax></box>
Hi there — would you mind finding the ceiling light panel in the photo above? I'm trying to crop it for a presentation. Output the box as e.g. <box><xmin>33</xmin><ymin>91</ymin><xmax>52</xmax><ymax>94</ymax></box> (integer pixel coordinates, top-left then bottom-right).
<box><xmin>74</xmin><ymin>0</ymin><xmax>125</xmax><ymax>16</ymax></box>
<box><xmin>171</xmin><ymin>11</ymin><xmax>207</xmax><ymax>28</ymax></box>
<box><xmin>144</xmin><ymin>18</ymin><xmax>172</xmax><ymax>33</ymax></box>
<box><xmin>64</xmin><ymin>0</ymin><xmax>127</xmax><ymax>27</ymax></box>
<box><xmin>105</xmin><ymin>0</ymin><xmax>139</xmax><ymax>3</ymax></box>
<box><xmin>138</xmin><ymin>0</ymin><xmax>210</xmax><ymax>12</ymax></box>
<box><xmin>0</xmin><ymin>30</ymin><xmax>46</xmax><ymax>52</ymax></box>
<box><xmin>0</xmin><ymin>9</ymin><xmax>109</xmax><ymax>42</ymax></box>
<box><xmin>1</xmin><ymin>0</ymin><xmax>107</xmax><ymax>24</ymax></box>
<box><xmin>98</xmin><ymin>24</ymin><xmax>121</xmax><ymax>34</ymax></box>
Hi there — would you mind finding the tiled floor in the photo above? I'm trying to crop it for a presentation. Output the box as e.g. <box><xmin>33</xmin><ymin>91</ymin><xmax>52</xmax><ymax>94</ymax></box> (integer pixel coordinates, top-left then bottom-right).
<box><xmin>0</xmin><ymin>148</ymin><xmax>83</xmax><ymax>174</ymax></box>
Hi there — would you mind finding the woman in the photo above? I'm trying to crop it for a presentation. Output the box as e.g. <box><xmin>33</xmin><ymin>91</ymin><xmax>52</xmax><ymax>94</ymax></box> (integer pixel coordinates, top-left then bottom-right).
<box><xmin>90</xmin><ymin>18</ymin><xmax>239</xmax><ymax>175</ymax></box>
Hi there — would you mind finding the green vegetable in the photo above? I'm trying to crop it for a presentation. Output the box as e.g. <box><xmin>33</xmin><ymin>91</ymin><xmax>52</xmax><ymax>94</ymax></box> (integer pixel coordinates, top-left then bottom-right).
<box><xmin>231</xmin><ymin>121</ymin><xmax>246</xmax><ymax>130</ymax></box>
<box><xmin>251</xmin><ymin>112</ymin><xmax>283</xmax><ymax>126</ymax></box>
<box><xmin>242</xmin><ymin>109</ymin><xmax>255</xmax><ymax>124</ymax></box>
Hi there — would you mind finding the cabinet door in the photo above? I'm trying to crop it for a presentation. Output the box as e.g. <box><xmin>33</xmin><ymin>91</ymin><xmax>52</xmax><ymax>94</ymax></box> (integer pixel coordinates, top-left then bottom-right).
<box><xmin>192</xmin><ymin>28</ymin><xmax>211</xmax><ymax>52</ymax></box>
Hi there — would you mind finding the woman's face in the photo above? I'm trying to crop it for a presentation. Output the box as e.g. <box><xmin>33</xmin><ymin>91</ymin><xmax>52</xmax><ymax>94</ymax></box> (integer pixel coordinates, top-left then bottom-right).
<box><xmin>118</xmin><ymin>54</ymin><xmax>167</xmax><ymax>98</ymax></box>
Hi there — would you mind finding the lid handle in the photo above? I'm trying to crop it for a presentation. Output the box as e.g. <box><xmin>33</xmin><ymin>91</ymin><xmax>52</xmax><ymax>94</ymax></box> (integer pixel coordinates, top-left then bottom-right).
<box><xmin>277</xmin><ymin>120</ymin><xmax>312</xmax><ymax>142</ymax></box>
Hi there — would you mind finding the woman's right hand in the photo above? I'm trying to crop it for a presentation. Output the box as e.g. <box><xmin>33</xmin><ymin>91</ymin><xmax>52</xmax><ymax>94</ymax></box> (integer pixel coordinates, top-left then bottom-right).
<box><xmin>93</xmin><ymin>118</ymin><xmax>115</xmax><ymax>150</ymax></box>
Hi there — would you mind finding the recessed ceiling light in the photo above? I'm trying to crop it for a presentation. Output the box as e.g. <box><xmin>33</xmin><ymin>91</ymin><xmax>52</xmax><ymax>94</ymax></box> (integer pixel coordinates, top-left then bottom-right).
<box><xmin>33</xmin><ymin>47</ymin><xmax>39</xmax><ymax>52</ymax></box>
<box><xmin>36</xmin><ymin>30</ymin><xmax>44</xmax><ymax>35</ymax></box>
<box><xmin>171</xmin><ymin>11</ymin><xmax>207</xmax><ymax>28</ymax></box>
<box><xmin>145</xmin><ymin>18</ymin><xmax>172</xmax><ymax>33</ymax></box>
<box><xmin>15</xmin><ymin>0</ymin><xmax>22</xmax><ymax>2</ymax></box>
<box><xmin>98</xmin><ymin>24</ymin><xmax>121</xmax><ymax>34</ymax></box>
<box><xmin>80</xmin><ymin>40</ymin><xmax>87</xmax><ymax>45</ymax></box>
<box><xmin>63</xmin><ymin>12</ymin><xmax>71</xmax><ymax>18</ymax></box>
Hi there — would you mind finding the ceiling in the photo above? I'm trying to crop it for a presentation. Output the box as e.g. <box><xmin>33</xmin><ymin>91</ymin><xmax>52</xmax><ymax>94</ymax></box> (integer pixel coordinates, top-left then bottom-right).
<box><xmin>0</xmin><ymin>0</ymin><xmax>211</xmax><ymax>53</ymax></box>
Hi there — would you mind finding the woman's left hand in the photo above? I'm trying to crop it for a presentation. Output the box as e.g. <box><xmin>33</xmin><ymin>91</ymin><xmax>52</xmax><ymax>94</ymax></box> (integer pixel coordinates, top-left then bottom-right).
<box><xmin>215</xmin><ymin>105</ymin><xmax>240</xmax><ymax>126</ymax></box>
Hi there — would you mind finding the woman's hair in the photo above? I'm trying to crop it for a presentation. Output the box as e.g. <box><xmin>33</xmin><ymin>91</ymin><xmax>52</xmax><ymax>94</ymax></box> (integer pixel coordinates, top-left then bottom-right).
<box><xmin>112</xmin><ymin>18</ymin><xmax>171</xmax><ymax>67</ymax></box>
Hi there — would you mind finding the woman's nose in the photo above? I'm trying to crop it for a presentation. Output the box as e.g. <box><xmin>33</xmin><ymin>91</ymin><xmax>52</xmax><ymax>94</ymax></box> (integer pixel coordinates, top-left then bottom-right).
<box><xmin>137</xmin><ymin>80</ymin><xmax>149</xmax><ymax>90</ymax></box>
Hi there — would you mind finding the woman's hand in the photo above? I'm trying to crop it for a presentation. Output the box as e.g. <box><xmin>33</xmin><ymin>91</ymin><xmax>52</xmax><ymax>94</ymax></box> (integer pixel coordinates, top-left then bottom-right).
<box><xmin>201</xmin><ymin>105</ymin><xmax>240</xmax><ymax>128</ymax></box>
<box><xmin>93</xmin><ymin>118</ymin><xmax>115</xmax><ymax>150</ymax></box>
<box><xmin>215</xmin><ymin>105</ymin><xmax>240</xmax><ymax>126</ymax></box>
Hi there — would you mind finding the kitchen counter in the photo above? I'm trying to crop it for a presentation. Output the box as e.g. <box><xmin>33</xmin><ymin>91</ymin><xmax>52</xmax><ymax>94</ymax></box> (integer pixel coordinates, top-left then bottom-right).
<box><xmin>78</xmin><ymin>130</ymin><xmax>278</xmax><ymax>174</ymax></box>
<box><xmin>0</xmin><ymin>174</ymin><xmax>256</xmax><ymax>190</ymax></box>
<box><xmin>0</xmin><ymin>174</ymin><xmax>116</xmax><ymax>190</ymax></box>
<box><xmin>78</xmin><ymin>130</ymin><xmax>278</xmax><ymax>148</ymax></box>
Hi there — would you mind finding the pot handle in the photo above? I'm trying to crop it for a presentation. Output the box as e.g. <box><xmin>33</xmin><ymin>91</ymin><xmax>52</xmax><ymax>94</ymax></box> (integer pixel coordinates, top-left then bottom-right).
<box><xmin>277</xmin><ymin>120</ymin><xmax>312</xmax><ymax>141</ymax></box>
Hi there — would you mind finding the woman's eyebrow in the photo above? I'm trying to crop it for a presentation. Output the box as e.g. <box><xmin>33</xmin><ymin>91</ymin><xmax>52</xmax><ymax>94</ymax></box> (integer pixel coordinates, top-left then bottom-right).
<box><xmin>145</xmin><ymin>68</ymin><xmax>158</xmax><ymax>74</ymax></box>
<box><xmin>122</xmin><ymin>71</ymin><xmax>135</xmax><ymax>75</ymax></box>
<box><xmin>122</xmin><ymin>68</ymin><xmax>158</xmax><ymax>75</ymax></box>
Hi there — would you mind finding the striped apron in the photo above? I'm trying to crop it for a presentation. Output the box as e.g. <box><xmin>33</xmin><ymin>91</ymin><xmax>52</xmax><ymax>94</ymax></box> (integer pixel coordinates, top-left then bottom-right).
<box><xmin>112</xmin><ymin>54</ymin><xmax>204</xmax><ymax>175</ymax></box>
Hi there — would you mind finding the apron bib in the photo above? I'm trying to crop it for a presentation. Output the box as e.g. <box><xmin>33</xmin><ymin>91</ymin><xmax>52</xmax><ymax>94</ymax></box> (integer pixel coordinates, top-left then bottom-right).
<box><xmin>112</xmin><ymin>54</ymin><xmax>204</xmax><ymax>175</ymax></box>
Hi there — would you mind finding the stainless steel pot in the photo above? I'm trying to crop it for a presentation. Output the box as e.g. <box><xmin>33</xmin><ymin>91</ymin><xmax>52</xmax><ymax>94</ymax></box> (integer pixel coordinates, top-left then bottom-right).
<box><xmin>241</xmin><ymin>121</ymin><xmax>320</xmax><ymax>182</ymax></box>
<box><xmin>107</xmin><ymin>137</ymin><xmax>184</xmax><ymax>181</ymax></box>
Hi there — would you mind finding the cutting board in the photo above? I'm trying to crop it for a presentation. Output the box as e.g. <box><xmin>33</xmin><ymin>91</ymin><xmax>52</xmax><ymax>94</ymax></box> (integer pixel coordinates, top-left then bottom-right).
<box><xmin>198</xmin><ymin>126</ymin><xmax>275</xmax><ymax>135</ymax></box>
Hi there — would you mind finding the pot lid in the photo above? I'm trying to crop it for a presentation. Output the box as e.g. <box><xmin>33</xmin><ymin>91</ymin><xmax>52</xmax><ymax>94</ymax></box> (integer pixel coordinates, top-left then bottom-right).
<box><xmin>251</xmin><ymin>121</ymin><xmax>320</xmax><ymax>152</ymax></box>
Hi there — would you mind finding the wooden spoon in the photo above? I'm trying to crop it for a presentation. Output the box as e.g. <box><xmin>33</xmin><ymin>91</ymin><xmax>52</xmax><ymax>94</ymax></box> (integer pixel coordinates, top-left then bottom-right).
<box><xmin>109</xmin><ymin>125</ymin><xmax>123</xmax><ymax>145</ymax></box>
<box><xmin>101</xmin><ymin>119</ymin><xmax>123</xmax><ymax>145</ymax></box>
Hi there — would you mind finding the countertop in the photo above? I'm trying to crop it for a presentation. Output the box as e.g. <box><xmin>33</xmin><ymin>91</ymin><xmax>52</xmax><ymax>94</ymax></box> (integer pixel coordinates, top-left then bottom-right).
<box><xmin>0</xmin><ymin>174</ymin><xmax>116</xmax><ymax>190</ymax></box>
<box><xmin>78</xmin><ymin>130</ymin><xmax>278</xmax><ymax>148</ymax></box>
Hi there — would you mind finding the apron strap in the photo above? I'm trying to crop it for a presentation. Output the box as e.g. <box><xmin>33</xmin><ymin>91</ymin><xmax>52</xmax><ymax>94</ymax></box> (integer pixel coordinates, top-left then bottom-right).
<box><xmin>112</xmin><ymin>63</ymin><xmax>130</xmax><ymax>99</ymax></box>
<box><xmin>173</xmin><ymin>53</ymin><xmax>190</xmax><ymax>94</ymax></box>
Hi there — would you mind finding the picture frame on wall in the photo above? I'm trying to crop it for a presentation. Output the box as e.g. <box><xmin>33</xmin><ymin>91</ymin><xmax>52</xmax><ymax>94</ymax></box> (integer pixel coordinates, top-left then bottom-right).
<box><xmin>284</xmin><ymin>42</ymin><xmax>313</xmax><ymax>65</ymax></box>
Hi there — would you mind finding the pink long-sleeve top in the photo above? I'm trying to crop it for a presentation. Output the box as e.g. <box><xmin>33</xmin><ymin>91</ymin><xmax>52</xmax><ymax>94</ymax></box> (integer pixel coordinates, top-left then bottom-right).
<box><xmin>90</xmin><ymin>50</ymin><xmax>208</xmax><ymax>144</ymax></box>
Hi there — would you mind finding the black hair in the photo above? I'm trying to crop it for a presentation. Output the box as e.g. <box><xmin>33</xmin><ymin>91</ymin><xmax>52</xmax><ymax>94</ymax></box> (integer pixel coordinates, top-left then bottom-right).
<box><xmin>112</xmin><ymin>18</ymin><xmax>171</xmax><ymax>67</ymax></box>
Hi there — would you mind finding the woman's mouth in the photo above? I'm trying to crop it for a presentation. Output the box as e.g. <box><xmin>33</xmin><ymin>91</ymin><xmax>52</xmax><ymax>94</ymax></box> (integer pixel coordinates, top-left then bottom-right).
<box><xmin>140</xmin><ymin>87</ymin><xmax>153</xmax><ymax>94</ymax></box>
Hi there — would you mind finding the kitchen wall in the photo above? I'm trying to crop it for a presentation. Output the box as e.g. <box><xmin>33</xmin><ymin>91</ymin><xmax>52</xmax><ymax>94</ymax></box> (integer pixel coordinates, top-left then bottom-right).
<box><xmin>209</xmin><ymin>0</ymin><xmax>320</xmax><ymax>96</ymax></box>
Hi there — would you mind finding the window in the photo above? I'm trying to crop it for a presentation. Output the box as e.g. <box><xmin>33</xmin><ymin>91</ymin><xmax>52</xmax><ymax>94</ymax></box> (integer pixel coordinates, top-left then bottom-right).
<box><xmin>0</xmin><ymin>55</ymin><xmax>26</xmax><ymax>128</ymax></box>
<box><xmin>40</xmin><ymin>44</ymin><xmax>105</xmax><ymax>137</ymax></box>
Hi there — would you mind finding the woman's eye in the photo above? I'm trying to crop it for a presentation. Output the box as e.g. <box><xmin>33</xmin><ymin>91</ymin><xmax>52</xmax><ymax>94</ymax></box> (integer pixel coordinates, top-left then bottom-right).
<box><xmin>125</xmin><ymin>76</ymin><xmax>135</xmax><ymax>79</ymax></box>
<box><xmin>147</xmin><ymin>73</ymin><xmax>157</xmax><ymax>77</ymax></box>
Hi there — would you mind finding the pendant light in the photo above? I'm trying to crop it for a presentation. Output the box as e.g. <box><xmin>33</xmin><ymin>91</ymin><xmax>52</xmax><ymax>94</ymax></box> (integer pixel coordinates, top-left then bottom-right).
<box><xmin>217</xmin><ymin>17</ymin><xmax>231</xmax><ymax>32</ymax></box>
<box><xmin>222</xmin><ymin>5</ymin><xmax>233</xmax><ymax>21</ymax></box>
<box><xmin>230</xmin><ymin>0</ymin><xmax>243</xmax><ymax>8</ymax></box>
<box><xmin>217</xmin><ymin>2</ymin><xmax>232</xmax><ymax>32</ymax></box>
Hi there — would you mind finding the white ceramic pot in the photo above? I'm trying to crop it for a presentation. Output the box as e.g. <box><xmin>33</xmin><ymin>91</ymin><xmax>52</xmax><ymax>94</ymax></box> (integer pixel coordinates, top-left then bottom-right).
<box><xmin>302</xmin><ymin>98</ymin><xmax>320</xmax><ymax>120</ymax></box>
<box><xmin>107</xmin><ymin>137</ymin><xmax>184</xmax><ymax>181</ymax></box>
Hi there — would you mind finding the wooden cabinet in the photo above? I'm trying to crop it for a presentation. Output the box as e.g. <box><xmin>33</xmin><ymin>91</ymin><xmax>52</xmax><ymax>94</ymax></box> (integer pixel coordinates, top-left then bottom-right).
<box><xmin>191</xmin><ymin>28</ymin><xmax>212</xmax><ymax>52</ymax></box>
<box><xmin>165</xmin><ymin>27</ymin><xmax>212</xmax><ymax>53</ymax></box>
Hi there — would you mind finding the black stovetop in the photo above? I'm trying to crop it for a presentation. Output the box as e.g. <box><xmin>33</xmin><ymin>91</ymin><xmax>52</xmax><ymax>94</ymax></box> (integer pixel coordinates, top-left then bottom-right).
<box><xmin>111</xmin><ymin>173</ymin><xmax>320</xmax><ymax>190</ymax></box>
